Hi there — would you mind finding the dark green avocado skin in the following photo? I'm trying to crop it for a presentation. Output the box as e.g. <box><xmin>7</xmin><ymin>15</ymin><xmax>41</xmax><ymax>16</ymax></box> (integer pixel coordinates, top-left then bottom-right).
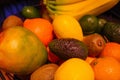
<box><xmin>102</xmin><ymin>22</ymin><xmax>120</xmax><ymax>44</ymax></box>
<box><xmin>48</xmin><ymin>38</ymin><xmax>88</xmax><ymax>60</ymax></box>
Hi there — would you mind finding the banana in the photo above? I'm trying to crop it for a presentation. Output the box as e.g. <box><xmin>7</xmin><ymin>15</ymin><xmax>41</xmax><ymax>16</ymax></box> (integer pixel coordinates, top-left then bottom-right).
<box><xmin>44</xmin><ymin>0</ymin><xmax>86</xmax><ymax>5</ymax></box>
<box><xmin>46</xmin><ymin>0</ymin><xmax>119</xmax><ymax>20</ymax></box>
<box><xmin>47</xmin><ymin>0</ymin><xmax>118</xmax><ymax>12</ymax></box>
<box><xmin>47</xmin><ymin>0</ymin><xmax>88</xmax><ymax>12</ymax></box>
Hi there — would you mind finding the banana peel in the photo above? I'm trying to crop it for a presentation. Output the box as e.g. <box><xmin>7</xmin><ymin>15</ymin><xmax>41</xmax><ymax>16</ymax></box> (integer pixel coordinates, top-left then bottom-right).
<box><xmin>44</xmin><ymin>0</ymin><xmax>119</xmax><ymax>20</ymax></box>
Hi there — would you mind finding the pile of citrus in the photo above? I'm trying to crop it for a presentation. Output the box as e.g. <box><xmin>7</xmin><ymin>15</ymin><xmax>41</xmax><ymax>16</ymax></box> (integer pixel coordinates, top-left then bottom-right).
<box><xmin>0</xmin><ymin>5</ymin><xmax>120</xmax><ymax>80</ymax></box>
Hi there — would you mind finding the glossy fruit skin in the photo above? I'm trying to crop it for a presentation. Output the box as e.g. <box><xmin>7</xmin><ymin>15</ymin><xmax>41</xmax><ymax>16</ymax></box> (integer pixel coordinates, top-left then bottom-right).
<box><xmin>22</xmin><ymin>6</ymin><xmax>41</xmax><ymax>18</ymax></box>
<box><xmin>0</xmin><ymin>26</ymin><xmax>47</xmax><ymax>75</ymax></box>
<box><xmin>52</xmin><ymin>15</ymin><xmax>83</xmax><ymax>41</ymax></box>
<box><xmin>96</xmin><ymin>18</ymin><xmax>107</xmax><ymax>33</ymax></box>
<box><xmin>23</xmin><ymin>18</ymin><xmax>53</xmax><ymax>46</ymax></box>
<box><xmin>79</xmin><ymin>15</ymin><xmax>98</xmax><ymax>35</ymax></box>
<box><xmin>54</xmin><ymin>58</ymin><xmax>94</xmax><ymax>80</ymax></box>
<box><xmin>47</xmin><ymin>47</ymin><xmax>63</xmax><ymax>64</ymax></box>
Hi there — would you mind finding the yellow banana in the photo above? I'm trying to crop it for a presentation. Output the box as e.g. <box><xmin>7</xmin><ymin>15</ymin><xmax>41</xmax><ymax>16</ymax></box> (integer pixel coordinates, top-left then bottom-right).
<box><xmin>47</xmin><ymin>0</ymin><xmax>92</xmax><ymax>12</ymax></box>
<box><xmin>46</xmin><ymin>0</ymin><xmax>119</xmax><ymax>20</ymax></box>
<box><xmin>44</xmin><ymin>0</ymin><xmax>86</xmax><ymax>5</ymax></box>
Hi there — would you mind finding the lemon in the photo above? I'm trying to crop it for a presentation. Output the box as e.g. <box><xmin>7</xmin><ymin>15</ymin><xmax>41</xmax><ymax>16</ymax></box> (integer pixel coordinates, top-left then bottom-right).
<box><xmin>52</xmin><ymin>15</ymin><xmax>83</xmax><ymax>41</ymax></box>
<box><xmin>54</xmin><ymin>58</ymin><xmax>94</xmax><ymax>80</ymax></box>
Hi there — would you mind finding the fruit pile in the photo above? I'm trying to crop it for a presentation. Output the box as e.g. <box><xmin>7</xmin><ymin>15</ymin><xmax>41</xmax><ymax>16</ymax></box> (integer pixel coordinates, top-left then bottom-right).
<box><xmin>0</xmin><ymin>0</ymin><xmax>120</xmax><ymax>80</ymax></box>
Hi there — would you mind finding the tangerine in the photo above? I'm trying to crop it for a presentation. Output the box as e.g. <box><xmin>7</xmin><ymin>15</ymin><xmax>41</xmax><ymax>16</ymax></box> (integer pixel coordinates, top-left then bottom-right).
<box><xmin>100</xmin><ymin>42</ymin><xmax>120</xmax><ymax>62</ymax></box>
<box><xmin>90</xmin><ymin>56</ymin><xmax>120</xmax><ymax>80</ymax></box>
<box><xmin>23</xmin><ymin>18</ymin><xmax>53</xmax><ymax>46</ymax></box>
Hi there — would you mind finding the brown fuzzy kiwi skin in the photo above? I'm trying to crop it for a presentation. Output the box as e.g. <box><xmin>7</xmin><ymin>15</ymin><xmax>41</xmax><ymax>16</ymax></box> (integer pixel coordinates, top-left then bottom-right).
<box><xmin>30</xmin><ymin>63</ymin><xmax>59</xmax><ymax>80</ymax></box>
<box><xmin>2</xmin><ymin>15</ymin><xmax>23</xmax><ymax>30</ymax></box>
<box><xmin>83</xmin><ymin>33</ymin><xmax>106</xmax><ymax>57</ymax></box>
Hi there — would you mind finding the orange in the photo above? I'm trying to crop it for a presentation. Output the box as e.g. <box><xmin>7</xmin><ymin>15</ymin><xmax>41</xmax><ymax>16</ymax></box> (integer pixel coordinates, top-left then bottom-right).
<box><xmin>90</xmin><ymin>56</ymin><xmax>120</xmax><ymax>80</ymax></box>
<box><xmin>85</xmin><ymin>56</ymin><xmax>96</xmax><ymax>64</ymax></box>
<box><xmin>100</xmin><ymin>42</ymin><xmax>120</xmax><ymax>62</ymax></box>
<box><xmin>23</xmin><ymin>18</ymin><xmax>53</xmax><ymax>46</ymax></box>
<box><xmin>54</xmin><ymin>58</ymin><xmax>94</xmax><ymax>80</ymax></box>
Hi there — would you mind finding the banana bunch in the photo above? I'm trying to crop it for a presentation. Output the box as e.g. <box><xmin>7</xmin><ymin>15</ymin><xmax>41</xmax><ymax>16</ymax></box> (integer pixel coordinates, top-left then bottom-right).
<box><xmin>43</xmin><ymin>0</ymin><xmax>85</xmax><ymax>5</ymax></box>
<box><xmin>43</xmin><ymin>0</ymin><xmax>119</xmax><ymax>20</ymax></box>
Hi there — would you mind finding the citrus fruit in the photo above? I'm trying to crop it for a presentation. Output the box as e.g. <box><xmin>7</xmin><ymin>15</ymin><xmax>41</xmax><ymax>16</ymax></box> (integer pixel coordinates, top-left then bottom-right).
<box><xmin>23</xmin><ymin>18</ymin><xmax>53</xmax><ymax>46</ymax></box>
<box><xmin>52</xmin><ymin>15</ymin><xmax>83</xmax><ymax>41</ymax></box>
<box><xmin>21</xmin><ymin>6</ymin><xmax>41</xmax><ymax>18</ymax></box>
<box><xmin>90</xmin><ymin>56</ymin><xmax>120</xmax><ymax>80</ymax></box>
<box><xmin>100</xmin><ymin>42</ymin><xmax>120</xmax><ymax>62</ymax></box>
<box><xmin>54</xmin><ymin>58</ymin><xmax>94</xmax><ymax>80</ymax></box>
<box><xmin>78</xmin><ymin>15</ymin><xmax>98</xmax><ymax>35</ymax></box>
<box><xmin>30</xmin><ymin>63</ymin><xmax>59</xmax><ymax>80</ymax></box>
<box><xmin>0</xmin><ymin>26</ymin><xmax>48</xmax><ymax>75</ymax></box>
<box><xmin>2</xmin><ymin>15</ymin><xmax>23</xmax><ymax>30</ymax></box>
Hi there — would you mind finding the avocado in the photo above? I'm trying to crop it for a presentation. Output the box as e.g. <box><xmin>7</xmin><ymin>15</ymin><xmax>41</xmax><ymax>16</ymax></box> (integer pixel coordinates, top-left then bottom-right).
<box><xmin>48</xmin><ymin>38</ymin><xmax>88</xmax><ymax>60</ymax></box>
<box><xmin>102</xmin><ymin>22</ymin><xmax>120</xmax><ymax>44</ymax></box>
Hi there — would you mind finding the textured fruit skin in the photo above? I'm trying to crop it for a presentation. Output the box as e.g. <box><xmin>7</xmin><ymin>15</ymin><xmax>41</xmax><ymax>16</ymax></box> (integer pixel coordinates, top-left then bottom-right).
<box><xmin>100</xmin><ymin>42</ymin><xmax>120</xmax><ymax>62</ymax></box>
<box><xmin>48</xmin><ymin>38</ymin><xmax>88</xmax><ymax>60</ymax></box>
<box><xmin>102</xmin><ymin>22</ymin><xmax>120</xmax><ymax>44</ymax></box>
<box><xmin>83</xmin><ymin>33</ymin><xmax>106</xmax><ymax>57</ymax></box>
<box><xmin>30</xmin><ymin>63</ymin><xmax>59</xmax><ymax>80</ymax></box>
<box><xmin>2</xmin><ymin>15</ymin><xmax>23</xmax><ymax>30</ymax></box>
<box><xmin>90</xmin><ymin>57</ymin><xmax>120</xmax><ymax>80</ymax></box>
<box><xmin>0</xmin><ymin>26</ymin><xmax>47</xmax><ymax>75</ymax></box>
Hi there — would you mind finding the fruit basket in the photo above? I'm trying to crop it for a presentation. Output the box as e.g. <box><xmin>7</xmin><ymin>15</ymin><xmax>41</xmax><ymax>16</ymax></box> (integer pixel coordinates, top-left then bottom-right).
<box><xmin>0</xmin><ymin>0</ymin><xmax>120</xmax><ymax>80</ymax></box>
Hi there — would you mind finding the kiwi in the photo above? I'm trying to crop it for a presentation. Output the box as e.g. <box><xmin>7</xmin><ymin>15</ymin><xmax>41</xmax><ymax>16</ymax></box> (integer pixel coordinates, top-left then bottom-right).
<box><xmin>83</xmin><ymin>33</ymin><xmax>106</xmax><ymax>57</ymax></box>
<box><xmin>2</xmin><ymin>15</ymin><xmax>23</xmax><ymax>30</ymax></box>
<box><xmin>30</xmin><ymin>63</ymin><xmax>59</xmax><ymax>80</ymax></box>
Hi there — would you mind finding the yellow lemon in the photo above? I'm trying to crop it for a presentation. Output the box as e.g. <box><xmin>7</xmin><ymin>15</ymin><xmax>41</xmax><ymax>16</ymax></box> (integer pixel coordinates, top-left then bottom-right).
<box><xmin>52</xmin><ymin>15</ymin><xmax>83</xmax><ymax>41</ymax></box>
<box><xmin>54</xmin><ymin>58</ymin><xmax>94</xmax><ymax>80</ymax></box>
